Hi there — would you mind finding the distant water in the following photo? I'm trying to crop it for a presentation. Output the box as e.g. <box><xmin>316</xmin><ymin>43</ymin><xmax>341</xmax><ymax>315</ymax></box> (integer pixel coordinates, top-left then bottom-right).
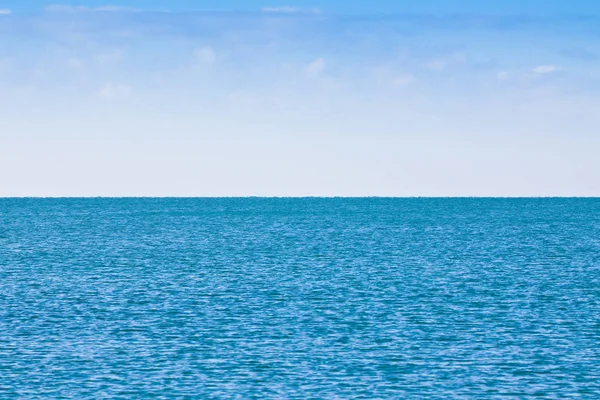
<box><xmin>1</xmin><ymin>198</ymin><xmax>599</xmax><ymax>398</ymax></box>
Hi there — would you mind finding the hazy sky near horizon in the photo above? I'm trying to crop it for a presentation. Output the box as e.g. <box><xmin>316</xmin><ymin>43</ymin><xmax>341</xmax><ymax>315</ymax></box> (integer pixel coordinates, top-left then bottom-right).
<box><xmin>1</xmin><ymin>1</ymin><xmax>600</xmax><ymax>196</ymax></box>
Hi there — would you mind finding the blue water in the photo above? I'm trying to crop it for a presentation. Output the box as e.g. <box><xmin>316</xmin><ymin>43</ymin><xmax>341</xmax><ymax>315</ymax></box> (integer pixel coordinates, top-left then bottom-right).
<box><xmin>1</xmin><ymin>198</ymin><xmax>599</xmax><ymax>398</ymax></box>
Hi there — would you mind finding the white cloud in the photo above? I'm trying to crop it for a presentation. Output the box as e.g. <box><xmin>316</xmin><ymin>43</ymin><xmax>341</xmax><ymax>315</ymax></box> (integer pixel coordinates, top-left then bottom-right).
<box><xmin>0</xmin><ymin>58</ymin><xmax>13</xmax><ymax>74</ymax></box>
<box><xmin>425</xmin><ymin>53</ymin><xmax>467</xmax><ymax>72</ymax></box>
<box><xmin>392</xmin><ymin>74</ymin><xmax>415</xmax><ymax>86</ymax></box>
<box><xmin>94</xmin><ymin>49</ymin><xmax>125</xmax><ymax>66</ymax></box>
<box><xmin>263</xmin><ymin>6</ymin><xmax>300</xmax><ymax>13</ymax></box>
<box><xmin>305</xmin><ymin>58</ymin><xmax>326</xmax><ymax>78</ymax></box>
<box><xmin>98</xmin><ymin>83</ymin><xmax>131</xmax><ymax>99</ymax></box>
<box><xmin>425</xmin><ymin>59</ymin><xmax>447</xmax><ymax>71</ymax></box>
<box><xmin>45</xmin><ymin>4</ymin><xmax>142</xmax><ymax>13</ymax></box>
<box><xmin>370</xmin><ymin>66</ymin><xmax>415</xmax><ymax>88</ymax></box>
<box><xmin>0</xmin><ymin>9</ymin><xmax>12</xmax><ymax>15</ymax></box>
<box><xmin>67</xmin><ymin>58</ymin><xmax>85</xmax><ymax>69</ymax></box>
<box><xmin>533</xmin><ymin>65</ymin><xmax>560</xmax><ymax>74</ymax></box>
<box><xmin>195</xmin><ymin>47</ymin><xmax>217</xmax><ymax>66</ymax></box>
<box><xmin>262</xmin><ymin>6</ymin><xmax>321</xmax><ymax>14</ymax></box>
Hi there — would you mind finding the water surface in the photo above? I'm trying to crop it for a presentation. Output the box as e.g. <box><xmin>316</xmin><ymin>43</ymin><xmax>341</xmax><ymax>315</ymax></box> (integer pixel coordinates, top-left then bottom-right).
<box><xmin>1</xmin><ymin>198</ymin><xmax>599</xmax><ymax>398</ymax></box>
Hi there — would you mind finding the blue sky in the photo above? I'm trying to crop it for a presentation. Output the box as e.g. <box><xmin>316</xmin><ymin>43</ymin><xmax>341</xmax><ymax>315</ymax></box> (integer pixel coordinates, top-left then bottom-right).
<box><xmin>4</xmin><ymin>0</ymin><xmax>600</xmax><ymax>15</ymax></box>
<box><xmin>1</xmin><ymin>1</ymin><xmax>599</xmax><ymax>196</ymax></box>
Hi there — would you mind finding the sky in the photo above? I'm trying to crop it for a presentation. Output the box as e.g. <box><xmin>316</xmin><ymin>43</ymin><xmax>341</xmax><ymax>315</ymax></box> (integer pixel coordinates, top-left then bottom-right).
<box><xmin>1</xmin><ymin>1</ymin><xmax>599</xmax><ymax>196</ymax></box>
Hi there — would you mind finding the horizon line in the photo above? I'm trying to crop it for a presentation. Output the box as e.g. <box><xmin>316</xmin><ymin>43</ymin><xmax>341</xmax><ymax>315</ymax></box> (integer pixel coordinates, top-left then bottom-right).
<box><xmin>1</xmin><ymin>196</ymin><xmax>598</xmax><ymax>200</ymax></box>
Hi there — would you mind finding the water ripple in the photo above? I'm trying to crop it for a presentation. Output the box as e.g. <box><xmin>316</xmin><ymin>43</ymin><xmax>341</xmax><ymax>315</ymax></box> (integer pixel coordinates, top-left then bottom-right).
<box><xmin>1</xmin><ymin>198</ymin><xmax>599</xmax><ymax>398</ymax></box>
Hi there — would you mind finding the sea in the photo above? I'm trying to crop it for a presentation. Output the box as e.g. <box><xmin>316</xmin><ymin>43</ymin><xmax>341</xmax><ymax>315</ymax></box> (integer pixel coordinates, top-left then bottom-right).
<box><xmin>1</xmin><ymin>198</ymin><xmax>599</xmax><ymax>398</ymax></box>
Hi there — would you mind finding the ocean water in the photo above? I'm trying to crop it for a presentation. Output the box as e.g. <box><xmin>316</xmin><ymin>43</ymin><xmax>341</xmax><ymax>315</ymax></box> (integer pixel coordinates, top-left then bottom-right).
<box><xmin>1</xmin><ymin>198</ymin><xmax>599</xmax><ymax>398</ymax></box>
